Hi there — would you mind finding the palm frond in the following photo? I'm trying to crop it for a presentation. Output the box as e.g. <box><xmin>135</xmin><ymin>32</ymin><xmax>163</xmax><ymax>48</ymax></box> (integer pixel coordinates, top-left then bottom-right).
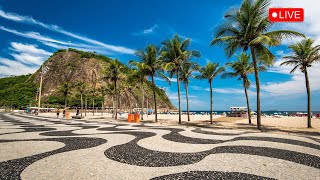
<box><xmin>290</xmin><ymin>64</ymin><xmax>300</xmax><ymax>74</ymax></box>
<box><xmin>280</xmin><ymin>60</ymin><xmax>300</xmax><ymax>66</ymax></box>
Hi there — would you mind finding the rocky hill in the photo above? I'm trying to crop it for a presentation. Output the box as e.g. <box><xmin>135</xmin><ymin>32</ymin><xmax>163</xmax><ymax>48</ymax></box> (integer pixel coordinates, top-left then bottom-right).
<box><xmin>26</xmin><ymin>49</ymin><xmax>175</xmax><ymax>110</ymax></box>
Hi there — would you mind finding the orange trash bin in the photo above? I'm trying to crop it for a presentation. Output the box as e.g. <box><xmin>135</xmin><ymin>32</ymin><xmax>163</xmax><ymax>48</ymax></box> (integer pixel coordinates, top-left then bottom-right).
<box><xmin>134</xmin><ymin>114</ymin><xmax>140</xmax><ymax>123</ymax></box>
<box><xmin>128</xmin><ymin>114</ymin><xmax>134</xmax><ymax>122</ymax></box>
<box><xmin>66</xmin><ymin>111</ymin><xmax>70</xmax><ymax>120</ymax></box>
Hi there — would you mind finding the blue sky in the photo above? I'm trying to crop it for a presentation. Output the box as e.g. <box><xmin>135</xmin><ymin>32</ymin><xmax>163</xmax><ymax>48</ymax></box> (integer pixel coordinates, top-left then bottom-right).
<box><xmin>0</xmin><ymin>0</ymin><xmax>319</xmax><ymax>111</ymax></box>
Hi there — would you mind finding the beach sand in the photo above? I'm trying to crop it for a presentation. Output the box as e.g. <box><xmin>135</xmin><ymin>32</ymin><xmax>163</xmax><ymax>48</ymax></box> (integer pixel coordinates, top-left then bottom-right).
<box><xmin>35</xmin><ymin>112</ymin><xmax>320</xmax><ymax>134</ymax></box>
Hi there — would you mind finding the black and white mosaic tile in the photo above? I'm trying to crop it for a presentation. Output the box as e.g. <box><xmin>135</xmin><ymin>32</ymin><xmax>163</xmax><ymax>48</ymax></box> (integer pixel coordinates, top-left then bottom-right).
<box><xmin>0</xmin><ymin>113</ymin><xmax>319</xmax><ymax>179</ymax></box>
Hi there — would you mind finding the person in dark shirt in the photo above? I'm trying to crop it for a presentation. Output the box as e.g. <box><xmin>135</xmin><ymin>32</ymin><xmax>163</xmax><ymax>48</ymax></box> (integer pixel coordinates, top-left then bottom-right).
<box><xmin>57</xmin><ymin>109</ymin><xmax>60</xmax><ymax>118</ymax></box>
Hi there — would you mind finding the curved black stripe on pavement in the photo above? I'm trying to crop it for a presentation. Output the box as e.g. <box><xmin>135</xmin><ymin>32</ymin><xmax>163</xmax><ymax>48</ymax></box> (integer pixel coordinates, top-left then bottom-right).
<box><xmin>150</xmin><ymin>171</ymin><xmax>275</xmax><ymax>180</ymax></box>
<box><xmin>0</xmin><ymin>137</ymin><xmax>107</xmax><ymax>179</ymax></box>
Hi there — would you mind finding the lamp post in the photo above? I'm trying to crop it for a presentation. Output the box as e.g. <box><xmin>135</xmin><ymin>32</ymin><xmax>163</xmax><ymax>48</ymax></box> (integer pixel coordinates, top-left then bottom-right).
<box><xmin>37</xmin><ymin>66</ymin><xmax>48</xmax><ymax>115</ymax></box>
<box><xmin>37</xmin><ymin>75</ymin><xmax>43</xmax><ymax>114</ymax></box>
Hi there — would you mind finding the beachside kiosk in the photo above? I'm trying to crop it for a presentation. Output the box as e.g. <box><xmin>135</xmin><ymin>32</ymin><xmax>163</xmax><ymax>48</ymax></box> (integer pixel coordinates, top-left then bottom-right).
<box><xmin>229</xmin><ymin>107</ymin><xmax>248</xmax><ymax>117</ymax></box>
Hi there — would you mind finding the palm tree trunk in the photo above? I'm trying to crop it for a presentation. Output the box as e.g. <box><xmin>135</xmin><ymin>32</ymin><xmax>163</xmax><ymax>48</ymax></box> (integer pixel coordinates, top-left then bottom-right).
<box><xmin>305</xmin><ymin>68</ymin><xmax>312</xmax><ymax>128</ymax></box>
<box><xmin>185</xmin><ymin>83</ymin><xmax>190</xmax><ymax>122</ymax></box>
<box><xmin>85</xmin><ymin>96</ymin><xmax>87</xmax><ymax>116</ymax></box>
<box><xmin>112</xmin><ymin>96</ymin><xmax>114</xmax><ymax>118</ymax></box>
<box><xmin>250</xmin><ymin>47</ymin><xmax>262</xmax><ymax>130</ymax></box>
<box><xmin>129</xmin><ymin>92</ymin><xmax>132</xmax><ymax>114</ymax></box>
<box><xmin>243</xmin><ymin>80</ymin><xmax>251</xmax><ymax>124</ymax></box>
<box><xmin>209</xmin><ymin>80</ymin><xmax>213</xmax><ymax>124</ymax></box>
<box><xmin>80</xmin><ymin>93</ymin><xmax>83</xmax><ymax>118</ymax></box>
<box><xmin>151</xmin><ymin>75</ymin><xmax>157</xmax><ymax>122</ymax></box>
<box><xmin>177</xmin><ymin>71</ymin><xmax>182</xmax><ymax>124</ymax></box>
<box><xmin>64</xmin><ymin>95</ymin><xmax>67</xmax><ymax>109</ymax></box>
<box><xmin>141</xmin><ymin>82</ymin><xmax>144</xmax><ymax>120</ymax></box>
<box><xmin>92</xmin><ymin>98</ymin><xmax>95</xmax><ymax>116</ymax></box>
<box><xmin>114</xmin><ymin>80</ymin><xmax>118</xmax><ymax>120</ymax></box>
<box><xmin>119</xmin><ymin>96</ymin><xmax>121</xmax><ymax>112</ymax></box>
<box><xmin>101</xmin><ymin>95</ymin><xmax>104</xmax><ymax>116</ymax></box>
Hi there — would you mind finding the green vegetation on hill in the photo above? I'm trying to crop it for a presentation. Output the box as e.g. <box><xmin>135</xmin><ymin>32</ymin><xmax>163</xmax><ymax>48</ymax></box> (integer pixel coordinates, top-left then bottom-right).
<box><xmin>49</xmin><ymin>48</ymin><xmax>111</xmax><ymax>62</ymax></box>
<box><xmin>0</xmin><ymin>74</ymin><xmax>37</xmax><ymax>109</ymax></box>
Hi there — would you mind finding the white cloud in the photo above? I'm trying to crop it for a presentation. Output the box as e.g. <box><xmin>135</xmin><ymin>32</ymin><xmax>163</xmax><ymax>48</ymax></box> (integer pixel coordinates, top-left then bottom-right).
<box><xmin>10</xmin><ymin>42</ymin><xmax>51</xmax><ymax>56</ymax></box>
<box><xmin>10</xmin><ymin>53</ymin><xmax>44</xmax><ymax>66</ymax></box>
<box><xmin>0</xmin><ymin>42</ymin><xmax>50</xmax><ymax>76</ymax></box>
<box><xmin>179</xmin><ymin>34</ymin><xmax>201</xmax><ymax>44</ymax></box>
<box><xmin>213</xmin><ymin>88</ymin><xmax>244</xmax><ymax>94</ymax></box>
<box><xmin>262</xmin><ymin>59</ymin><xmax>320</xmax><ymax>96</ymax></box>
<box><xmin>189</xmin><ymin>85</ymin><xmax>256</xmax><ymax>96</ymax></box>
<box><xmin>270</xmin><ymin>0</ymin><xmax>320</xmax><ymax>44</ymax></box>
<box><xmin>254</xmin><ymin>1</ymin><xmax>320</xmax><ymax>97</ymax></box>
<box><xmin>154</xmin><ymin>77</ymin><xmax>177</xmax><ymax>83</ymax></box>
<box><xmin>0</xmin><ymin>26</ymin><xmax>115</xmax><ymax>55</ymax></box>
<box><xmin>0</xmin><ymin>57</ymin><xmax>38</xmax><ymax>77</ymax></box>
<box><xmin>9</xmin><ymin>42</ymin><xmax>51</xmax><ymax>66</ymax></box>
<box><xmin>0</xmin><ymin>9</ymin><xmax>135</xmax><ymax>54</ymax></box>
<box><xmin>143</xmin><ymin>24</ymin><xmax>158</xmax><ymax>34</ymax></box>
<box><xmin>0</xmin><ymin>26</ymin><xmax>68</xmax><ymax>45</ymax></box>
<box><xmin>133</xmin><ymin>24</ymin><xmax>158</xmax><ymax>36</ymax></box>
<box><xmin>40</xmin><ymin>41</ymin><xmax>114</xmax><ymax>55</ymax></box>
<box><xmin>165</xmin><ymin>88</ymin><xmax>206</xmax><ymax>108</ymax></box>
<box><xmin>0</xmin><ymin>9</ymin><xmax>26</xmax><ymax>21</ymax></box>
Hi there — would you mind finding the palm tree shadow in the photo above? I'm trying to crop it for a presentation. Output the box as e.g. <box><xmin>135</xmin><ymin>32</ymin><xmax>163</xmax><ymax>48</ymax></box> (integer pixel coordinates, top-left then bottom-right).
<box><xmin>235</xmin><ymin>123</ymin><xmax>320</xmax><ymax>136</ymax></box>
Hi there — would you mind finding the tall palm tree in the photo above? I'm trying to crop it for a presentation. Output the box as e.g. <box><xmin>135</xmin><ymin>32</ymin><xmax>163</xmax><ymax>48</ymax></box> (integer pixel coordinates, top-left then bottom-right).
<box><xmin>196</xmin><ymin>62</ymin><xmax>225</xmax><ymax>124</ymax></box>
<box><xmin>134</xmin><ymin>45</ymin><xmax>167</xmax><ymax>122</ymax></box>
<box><xmin>129</xmin><ymin>61</ymin><xmax>149</xmax><ymax>120</ymax></box>
<box><xmin>211</xmin><ymin>0</ymin><xmax>305</xmax><ymax>129</ymax></box>
<box><xmin>76</xmin><ymin>81</ymin><xmax>87</xmax><ymax>118</ymax></box>
<box><xmin>179</xmin><ymin>61</ymin><xmax>199</xmax><ymax>122</ymax></box>
<box><xmin>59</xmin><ymin>82</ymin><xmax>72</xmax><ymax>109</ymax></box>
<box><xmin>222</xmin><ymin>53</ymin><xmax>266</xmax><ymax>124</ymax></box>
<box><xmin>162</xmin><ymin>34</ymin><xmax>200</xmax><ymax>124</ymax></box>
<box><xmin>280</xmin><ymin>38</ymin><xmax>320</xmax><ymax>128</ymax></box>
<box><xmin>103</xmin><ymin>59</ymin><xmax>124</xmax><ymax>120</ymax></box>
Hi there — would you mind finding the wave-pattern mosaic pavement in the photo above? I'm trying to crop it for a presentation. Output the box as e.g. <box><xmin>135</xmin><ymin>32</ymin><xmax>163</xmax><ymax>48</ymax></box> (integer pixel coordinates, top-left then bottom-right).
<box><xmin>0</xmin><ymin>113</ymin><xmax>319</xmax><ymax>179</ymax></box>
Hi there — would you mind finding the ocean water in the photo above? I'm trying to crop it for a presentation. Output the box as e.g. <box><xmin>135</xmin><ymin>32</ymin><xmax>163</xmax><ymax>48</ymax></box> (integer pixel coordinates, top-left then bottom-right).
<box><xmin>182</xmin><ymin>110</ymin><xmax>320</xmax><ymax>115</ymax></box>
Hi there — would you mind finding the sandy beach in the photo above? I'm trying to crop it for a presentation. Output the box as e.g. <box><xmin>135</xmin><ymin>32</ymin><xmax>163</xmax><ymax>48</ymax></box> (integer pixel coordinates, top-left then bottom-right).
<box><xmin>35</xmin><ymin>112</ymin><xmax>320</xmax><ymax>134</ymax></box>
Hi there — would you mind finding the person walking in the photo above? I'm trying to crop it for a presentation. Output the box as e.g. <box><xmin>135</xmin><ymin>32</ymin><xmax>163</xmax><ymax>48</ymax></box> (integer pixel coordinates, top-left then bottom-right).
<box><xmin>57</xmin><ymin>108</ymin><xmax>60</xmax><ymax>118</ymax></box>
<box><xmin>63</xmin><ymin>109</ymin><xmax>66</xmax><ymax>118</ymax></box>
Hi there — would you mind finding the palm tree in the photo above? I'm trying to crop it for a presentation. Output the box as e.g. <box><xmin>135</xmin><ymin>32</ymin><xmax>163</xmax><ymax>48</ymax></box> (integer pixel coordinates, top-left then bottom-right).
<box><xmin>162</xmin><ymin>34</ymin><xmax>200</xmax><ymax>124</ymax></box>
<box><xmin>122</xmin><ymin>70</ymin><xmax>138</xmax><ymax>114</ymax></box>
<box><xmin>222</xmin><ymin>53</ymin><xmax>266</xmax><ymax>124</ymax></box>
<box><xmin>104</xmin><ymin>83</ymin><xmax>115</xmax><ymax>115</ymax></box>
<box><xmin>179</xmin><ymin>61</ymin><xmax>199</xmax><ymax>122</ymax></box>
<box><xmin>280</xmin><ymin>38</ymin><xmax>320</xmax><ymax>128</ymax></box>
<box><xmin>76</xmin><ymin>81</ymin><xmax>87</xmax><ymax>118</ymax></box>
<box><xmin>129</xmin><ymin>61</ymin><xmax>149</xmax><ymax>120</ymax></box>
<box><xmin>103</xmin><ymin>59</ymin><xmax>124</xmax><ymax>120</ymax></box>
<box><xmin>98</xmin><ymin>86</ymin><xmax>107</xmax><ymax>116</ymax></box>
<box><xmin>134</xmin><ymin>45</ymin><xmax>166</xmax><ymax>122</ymax></box>
<box><xmin>59</xmin><ymin>82</ymin><xmax>72</xmax><ymax>109</ymax></box>
<box><xmin>91</xmin><ymin>71</ymin><xmax>97</xmax><ymax>115</ymax></box>
<box><xmin>211</xmin><ymin>0</ymin><xmax>305</xmax><ymax>129</ymax></box>
<box><xmin>196</xmin><ymin>62</ymin><xmax>225</xmax><ymax>124</ymax></box>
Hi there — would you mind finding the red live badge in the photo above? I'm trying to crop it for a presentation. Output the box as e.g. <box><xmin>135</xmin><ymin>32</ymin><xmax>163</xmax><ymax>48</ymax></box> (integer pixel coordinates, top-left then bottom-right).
<box><xmin>269</xmin><ymin>8</ymin><xmax>304</xmax><ymax>22</ymax></box>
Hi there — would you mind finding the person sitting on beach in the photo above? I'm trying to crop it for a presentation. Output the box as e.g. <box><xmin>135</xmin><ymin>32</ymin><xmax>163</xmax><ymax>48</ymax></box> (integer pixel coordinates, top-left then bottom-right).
<box><xmin>57</xmin><ymin>109</ymin><xmax>60</xmax><ymax>118</ymax></box>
